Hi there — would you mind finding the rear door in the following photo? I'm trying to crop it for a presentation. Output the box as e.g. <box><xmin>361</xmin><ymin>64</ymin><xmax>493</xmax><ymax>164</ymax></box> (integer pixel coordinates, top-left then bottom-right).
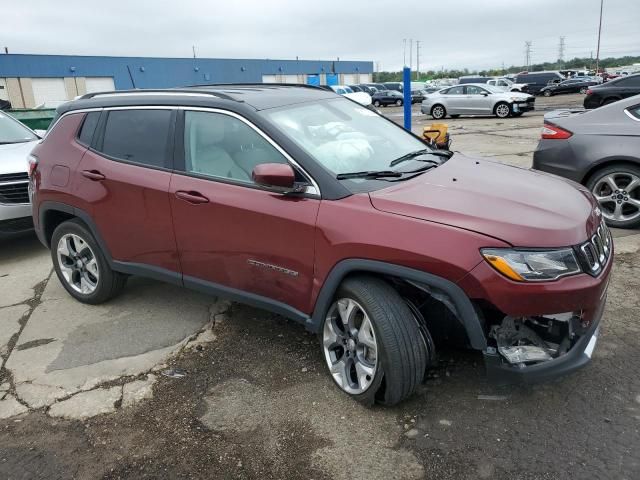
<box><xmin>442</xmin><ymin>85</ymin><xmax>466</xmax><ymax>113</ymax></box>
<box><xmin>169</xmin><ymin>109</ymin><xmax>320</xmax><ymax>313</ymax></box>
<box><xmin>616</xmin><ymin>75</ymin><xmax>640</xmax><ymax>99</ymax></box>
<box><xmin>77</xmin><ymin>107</ymin><xmax>181</xmax><ymax>274</ymax></box>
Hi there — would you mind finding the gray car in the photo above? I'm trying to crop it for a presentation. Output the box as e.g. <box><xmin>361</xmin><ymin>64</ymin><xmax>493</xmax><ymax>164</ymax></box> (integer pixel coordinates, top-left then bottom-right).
<box><xmin>0</xmin><ymin>111</ymin><xmax>40</xmax><ymax>236</ymax></box>
<box><xmin>533</xmin><ymin>94</ymin><xmax>640</xmax><ymax>228</ymax></box>
<box><xmin>420</xmin><ymin>84</ymin><xmax>535</xmax><ymax>119</ymax></box>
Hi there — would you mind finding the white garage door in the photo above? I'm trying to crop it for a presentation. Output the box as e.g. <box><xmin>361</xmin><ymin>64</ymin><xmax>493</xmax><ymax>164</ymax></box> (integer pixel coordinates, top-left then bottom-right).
<box><xmin>342</xmin><ymin>74</ymin><xmax>357</xmax><ymax>85</ymax></box>
<box><xmin>32</xmin><ymin>78</ymin><xmax>68</xmax><ymax>108</ymax></box>
<box><xmin>0</xmin><ymin>78</ymin><xmax>7</xmax><ymax>102</ymax></box>
<box><xmin>262</xmin><ymin>75</ymin><xmax>278</xmax><ymax>83</ymax></box>
<box><xmin>359</xmin><ymin>73</ymin><xmax>372</xmax><ymax>83</ymax></box>
<box><xmin>85</xmin><ymin>77</ymin><xmax>115</xmax><ymax>93</ymax></box>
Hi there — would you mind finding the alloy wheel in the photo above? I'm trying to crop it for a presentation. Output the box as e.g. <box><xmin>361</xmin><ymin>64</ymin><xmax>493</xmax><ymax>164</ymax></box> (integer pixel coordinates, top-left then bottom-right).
<box><xmin>56</xmin><ymin>233</ymin><xmax>100</xmax><ymax>294</ymax></box>
<box><xmin>322</xmin><ymin>298</ymin><xmax>378</xmax><ymax>395</ymax></box>
<box><xmin>496</xmin><ymin>103</ymin><xmax>510</xmax><ymax>117</ymax></box>
<box><xmin>432</xmin><ymin>106</ymin><xmax>444</xmax><ymax>119</ymax></box>
<box><xmin>592</xmin><ymin>173</ymin><xmax>640</xmax><ymax>223</ymax></box>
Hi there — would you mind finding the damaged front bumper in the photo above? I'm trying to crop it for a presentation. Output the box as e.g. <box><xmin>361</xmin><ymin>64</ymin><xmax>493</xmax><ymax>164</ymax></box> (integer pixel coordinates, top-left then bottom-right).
<box><xmin>483</xmin><ymin>297</ymin><xmax>605</xmax><ymax>385</ymax></box>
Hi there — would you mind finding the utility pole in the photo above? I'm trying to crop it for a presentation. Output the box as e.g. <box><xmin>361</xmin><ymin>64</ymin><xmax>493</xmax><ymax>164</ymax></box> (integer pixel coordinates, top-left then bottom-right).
<box><xmin>409</xmin><ymin>39</ymin><xmax>413</xmax><ymax>76</ymax></box>
<box><xmin>403</xmin><ymin>39</ymin><xmax>407</xmax><ymax>67</ymax></box>
<box><xmin>558</xmin><ymin>36</ymin><xmax>566</xmax><ymax>64</ymax></box>
<box><xmin>416</xmin><ymin>40</ymin><xmax>421</xmax><ymax>81</ymax></box>
<box><xmin>524</xmin><ymin>41</ymin><xmax>532</xmax><ymax>70</ymax></box>
<box><xmin>595</xmin><ymin>0</ymin><xmax>604</xmax><ymax>74</ymax></box>
<box><xmin>192</xmin><ymin>45</ymin><xmax>197</xmax><ymax>59</ymax></box>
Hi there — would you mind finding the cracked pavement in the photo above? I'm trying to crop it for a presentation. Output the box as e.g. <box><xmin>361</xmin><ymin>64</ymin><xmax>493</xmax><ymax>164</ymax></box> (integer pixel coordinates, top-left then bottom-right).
<box><xmin>1</xmin><ymin>94</ymin><xmax>640</xmax><ymax>479</ymax></box>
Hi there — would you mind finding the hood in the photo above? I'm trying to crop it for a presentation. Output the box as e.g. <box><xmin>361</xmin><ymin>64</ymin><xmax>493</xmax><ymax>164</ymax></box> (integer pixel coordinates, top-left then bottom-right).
<box><xmin>0</xmin><ymin>141</ymin><xmax>38</xmax><ymax>175</ymax></box>
<box><xmin>506</xmin><ymin>91</ymin><xmax>532</xmax><ymax>99</ymax></box>
<box><xmin>369</xmin><ymin>154</ymin><xmax>600</xmax><ymax>247</ymax></box>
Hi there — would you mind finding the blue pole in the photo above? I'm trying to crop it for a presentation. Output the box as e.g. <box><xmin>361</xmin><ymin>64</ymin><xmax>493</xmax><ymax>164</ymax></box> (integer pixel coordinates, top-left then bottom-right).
<box><xmin>402</xmin><ymin>67</ymin><xmax>411</xmax><ymax>131</ymax></box>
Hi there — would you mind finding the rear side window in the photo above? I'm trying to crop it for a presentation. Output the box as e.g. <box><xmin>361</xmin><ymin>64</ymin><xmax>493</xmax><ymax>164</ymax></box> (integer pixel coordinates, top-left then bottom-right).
<box><xmin>98</xmin><ymin>109</ymin><xmax>172</xmax><ymax>168</ymax></box>
<box><xmin>77</xmin><ymin>112</ymin><xmax>100</xmax><ymax>146</ymax></box>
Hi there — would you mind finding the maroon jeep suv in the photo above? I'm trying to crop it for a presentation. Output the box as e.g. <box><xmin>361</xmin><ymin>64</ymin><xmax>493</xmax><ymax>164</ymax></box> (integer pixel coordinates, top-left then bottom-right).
<box><xmin>29</xmin><ymin>85</ymin><xmax>612</xmax><ymax>405</ymax></box>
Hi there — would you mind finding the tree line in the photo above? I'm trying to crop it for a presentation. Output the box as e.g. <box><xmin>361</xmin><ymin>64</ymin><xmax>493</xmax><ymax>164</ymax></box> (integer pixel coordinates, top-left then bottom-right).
<box><xmin>373</xmin><ymin>55</ymin><xmax>640</xmax><ymax>82</ymax></box>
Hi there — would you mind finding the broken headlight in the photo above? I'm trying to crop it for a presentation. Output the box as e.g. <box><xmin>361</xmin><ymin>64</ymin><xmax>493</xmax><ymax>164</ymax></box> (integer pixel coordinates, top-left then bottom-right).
<box><xmin>481</xmin><ymin>248</ymin><xmax>581</xmax><ymax>281</ymax></box>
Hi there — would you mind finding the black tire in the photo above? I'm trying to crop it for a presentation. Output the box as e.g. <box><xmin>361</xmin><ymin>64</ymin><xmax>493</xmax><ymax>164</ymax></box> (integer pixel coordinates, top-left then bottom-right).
<box><xmin>579</xmin><ymin>87</ymin><xmax>588</xmax><ymax>94</ymax></box>
<box><xmin>494</xmin><ymin>101</ymin><xmax>512</xmax><ymax>118</ymax></box>
<box><xmin>431</xmin><ymin>104</ymin><xmax>446</xmax><ymax>120</ymax></box>
<box><xmin>395</xmin><ymin>99</ymin><xmax>403</xmax><ymax>106</ymax></box>
<box><xmin>543</xmin><ymin>90</ymin><xmax>552</xmax><ymax>97</ymax></box>
<box><xmin>320</xmin><ymin>276</ymin><xmax>428</xmax><ymax>406</ymax></box>
<box><xmin>586</xmin><ymin>164</ymin><xmax>640</xmax><ymax>229</ymax></box>
<box><xmin>373</xmin><ymin>100</ymin><xmax>381</xmax><ymax>107</ymax></box>
<box><xmin>51</xmin><ymin>219</ymin><xmax>127</xmax><ymax>304</ymax></box>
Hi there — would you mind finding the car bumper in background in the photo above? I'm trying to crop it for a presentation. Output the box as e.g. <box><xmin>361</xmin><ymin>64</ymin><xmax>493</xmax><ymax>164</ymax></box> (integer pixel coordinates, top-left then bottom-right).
<box><xmin>512</xmin><ymin>101</ymin><xmax>535</xmax><ymax>113</ymax></box>
<box><xmin>532</xmin><ymin>140</ymin><xmax>585</xmax><ymax>183</ymax></box>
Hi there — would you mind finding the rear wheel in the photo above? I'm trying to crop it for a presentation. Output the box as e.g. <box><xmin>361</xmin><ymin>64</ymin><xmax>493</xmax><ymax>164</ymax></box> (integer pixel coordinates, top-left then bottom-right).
<box><xmin>579</xmin><ymin>87</ymin><xmax>588</xmax><ymax>94</ymax></box>
<box><xmin>587</xmin><ymin>165</ymin><xmax>640</xmax><ymax>228</ymax></box>
<box><xmin>431</xmin><ymin>104</ymin><xmax>446</xmax><ymax>119</ymax></box>
<box><xmin>543</xmin><ymin>90</ymin><xmax>552</xmax><ymax>97</ymax></box>
<box><xmin>395</xmin><ymin>99</ymin><xmax>403</xmax><ymax>106</ymax></box>
<box><xmin>321</xmin><ymin>276</ymin><xmax>428</xmax><ymax>406</ymax></box>
<box><xmin>51</xmin><ymin>219</ymin><xmax>127</xmax><ymax>304</ymax></box>
<box><xmin>494</xmin><ymin>102</ymin><xmax>512</xmax><ymax>118</ymax></box>
<box><xmin>373</xmin><ymin>100</ymin><xmax>381</xmax><ymax>107</ymax></box>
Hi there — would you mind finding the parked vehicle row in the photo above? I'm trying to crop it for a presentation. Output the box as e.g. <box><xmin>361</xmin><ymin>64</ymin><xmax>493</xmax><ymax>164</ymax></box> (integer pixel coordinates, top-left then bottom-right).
<box><xmin>540</xmin><ymin>78</ymin><xmax>598</xmax><ymax>97</ymax></box>
<box><xmin>29</xmin><ymin>85</ymin><xmax>611</xmax><ymax>406</ymax></box>
<box><xmin>583</xmin><ymin>74</ymin><xmax>640</xmax><ymax>109</ymax></box>
<box><xmin>421</xmin><ymin>84</ymin><xmax>535</xmax><ymax>119</ymax></box>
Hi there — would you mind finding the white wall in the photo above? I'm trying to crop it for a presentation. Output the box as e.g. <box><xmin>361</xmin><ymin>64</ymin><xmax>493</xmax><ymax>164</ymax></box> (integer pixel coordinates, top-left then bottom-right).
<box><xmin>31</xmin><ymin>78</ymin><xmax>68</xmax><ymax>107</ymax></box>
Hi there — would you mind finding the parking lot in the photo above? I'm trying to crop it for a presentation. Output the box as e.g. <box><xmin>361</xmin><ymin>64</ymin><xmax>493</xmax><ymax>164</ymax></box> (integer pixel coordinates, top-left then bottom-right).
<box><xmin>1</xmin><ymin>93</ymin><xmax>639</xmax><ymax>480</ymax></box>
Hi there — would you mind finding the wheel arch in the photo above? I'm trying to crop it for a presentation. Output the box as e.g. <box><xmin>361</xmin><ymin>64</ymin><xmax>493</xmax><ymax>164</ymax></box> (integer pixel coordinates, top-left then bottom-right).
<box><xmin>581</xmin><ymin>157</ymin><xmax>640</xmax><ymax>185</ymax></box>
<box><xmin>310</xmin><ymin>259</ymin><xmax>487</xmax><ymax>350</ymax></box>
<box><xmin>38</xmin><ymin>201</ymin><xmax>113</xmax><ymax>265</ymax></box>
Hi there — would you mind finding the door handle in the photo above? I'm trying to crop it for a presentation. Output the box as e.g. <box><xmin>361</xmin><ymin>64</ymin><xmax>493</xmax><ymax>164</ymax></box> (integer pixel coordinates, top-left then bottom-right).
<box><xmin>175</xmin><ymin>190</ymin><xmax>209</xmax><ymax>204</ymax></box>
<box><xmin>81</xmin><ymin>170</ymin><xmax>105</xmax><ymax>181</ymax></box>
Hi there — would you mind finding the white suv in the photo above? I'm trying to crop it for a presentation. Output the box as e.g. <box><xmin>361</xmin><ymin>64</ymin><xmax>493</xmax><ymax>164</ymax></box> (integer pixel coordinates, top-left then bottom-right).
<box><xmin>0</xmin><ymin>111</ymin><xmax>40</xmax><ymax>236</ymax></box>
<box><xmin>487</xmin><ymin>78</ymin><xmax>529</xmax><ymax>93</ymax></box>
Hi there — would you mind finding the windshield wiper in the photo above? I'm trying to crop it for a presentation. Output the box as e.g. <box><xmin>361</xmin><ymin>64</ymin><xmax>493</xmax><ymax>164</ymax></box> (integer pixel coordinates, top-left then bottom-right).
<box><xmin>389</xmin><ymin>149</ymin><xmax>453</xmax><ymax>167</ymax></box>
<box><xmin>336</xmin><ymin>170</ymin><xmax>403</xmax><ymax>180</ymax></box>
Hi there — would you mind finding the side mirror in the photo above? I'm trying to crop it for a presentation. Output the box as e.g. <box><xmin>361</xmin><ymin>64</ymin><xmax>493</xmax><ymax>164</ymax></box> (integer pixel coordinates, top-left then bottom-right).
<box><xmin>482</xmin><ymin>92</ymin><xmax>489</xmax><ymax>96</ymax></box>
<box><xmin>252</xmin><ymin>163</ymin><xmax>296</xmax><ymax>192</ymax></box>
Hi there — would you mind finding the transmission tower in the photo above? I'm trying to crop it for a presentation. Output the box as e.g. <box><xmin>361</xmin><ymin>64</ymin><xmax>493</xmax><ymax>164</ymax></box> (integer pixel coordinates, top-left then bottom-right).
<box><xmin>558</xmin><ymin>36</ymin><xmax>566</xmax><ymax>64</ymax></box>
<box><xmin>524</xmin><ymin>41</ymin><xmax>532</xmax><ymax>70</ymax></box>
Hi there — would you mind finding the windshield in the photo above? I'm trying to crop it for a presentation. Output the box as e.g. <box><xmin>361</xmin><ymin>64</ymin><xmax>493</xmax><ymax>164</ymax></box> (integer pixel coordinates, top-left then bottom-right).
<box><xmin>483</xmin><ymin>84</ymin><xmax>505</xmax><ymax>94</ymax></box>
<box><xmin>263</xmin><ymin>98</ymin><xmax>432</xmax><ymax>176</ymax></box>
<box><xmin>0</xmin><ymin>112</ymin><xmax>38</xmax><ymax>144</ymax></box>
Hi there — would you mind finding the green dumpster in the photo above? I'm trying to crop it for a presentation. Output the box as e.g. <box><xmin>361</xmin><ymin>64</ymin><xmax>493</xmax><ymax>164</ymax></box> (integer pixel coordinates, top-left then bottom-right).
<box><xmin>6</xmin><ymin>109</ymin><xmax>57</xmax><ymax>131</ymax></box>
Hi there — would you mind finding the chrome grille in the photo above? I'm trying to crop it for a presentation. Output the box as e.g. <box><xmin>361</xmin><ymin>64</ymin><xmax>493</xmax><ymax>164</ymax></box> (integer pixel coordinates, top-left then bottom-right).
<box><xmin>0</xmin><ymin>173</ymin><xmax>29</xmax><ymax>204</ymax></box>
<box><xmin>579</xmin><ymin>221</ymin><xmax>611</xmax><ymax>274</ymax></box>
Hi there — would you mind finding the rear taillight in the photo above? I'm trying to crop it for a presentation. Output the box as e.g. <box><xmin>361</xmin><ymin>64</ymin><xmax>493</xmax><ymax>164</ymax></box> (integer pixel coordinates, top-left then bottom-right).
<box><xmin>541</xmin><ymin>123</ymin><xmax>572</xmax><ymax>140</ymax></box>
<box><xmin>586</xmin><ymin>89</ymin><xmax>593</xmax><ymax>95</ymax></box>
<box><xmin>27</xmin><ymin>154</ymin><xmax>39</xmax><ymax>178</ymax></box>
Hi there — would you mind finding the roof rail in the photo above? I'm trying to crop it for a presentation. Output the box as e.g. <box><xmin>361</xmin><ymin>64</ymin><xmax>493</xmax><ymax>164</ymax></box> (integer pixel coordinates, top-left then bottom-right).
<box><xmin>78</xmin><ymin>89</ymin><xmax>239</xmax><ymax>102</ymax></box>
<box><xmin>186</xmin><ymin>82</ymin><xmax>325</xmax><ymax>91</ymax></box>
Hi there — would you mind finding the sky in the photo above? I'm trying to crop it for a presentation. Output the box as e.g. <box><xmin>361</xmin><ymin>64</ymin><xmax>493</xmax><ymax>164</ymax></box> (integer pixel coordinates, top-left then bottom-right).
<box><xmin>3</xmin><ymin>0</ymin><xmax>639</xmax><ymax>72</ymax></box>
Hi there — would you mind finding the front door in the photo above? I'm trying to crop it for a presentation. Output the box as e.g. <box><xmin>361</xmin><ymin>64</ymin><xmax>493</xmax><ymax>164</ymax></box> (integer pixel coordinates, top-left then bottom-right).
<box><xmin>77</xmin><ymin>108</ymin><xmax>180</xmax><ymax>273</ymax></box>
<box><xmin>464</xmin><ymin>85</ymin><xmax>493</xmax><ymax>114</ymax></box>
<box><xmin>169</xmin><ymin>109</ymin><xmax>320</xmax><ymax>314</ymax></box>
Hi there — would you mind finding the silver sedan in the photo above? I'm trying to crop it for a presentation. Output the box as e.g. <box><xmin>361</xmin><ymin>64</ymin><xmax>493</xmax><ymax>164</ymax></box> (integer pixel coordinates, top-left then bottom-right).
<box><xmin>420</xmin><ymin>84</ymin><xmax>535</xmax><ymax>119</ymax></box>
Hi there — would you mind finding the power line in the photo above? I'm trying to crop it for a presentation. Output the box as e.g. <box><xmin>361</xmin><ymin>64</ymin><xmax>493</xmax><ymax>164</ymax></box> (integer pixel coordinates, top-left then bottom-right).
<box><xmin>524</xmin><ymin>41</ymin><xmax>532</xmax><ymax>69</ymax></box>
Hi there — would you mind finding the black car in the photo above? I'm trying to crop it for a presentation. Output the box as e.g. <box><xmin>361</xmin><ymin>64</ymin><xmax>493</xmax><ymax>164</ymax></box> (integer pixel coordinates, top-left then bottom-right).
<box><xmin>583</xmin><ymin>74</ymin><xmax>640</xmax><ymax>109</ymax></box>
<box><xmin>540</xmin><ymin>78</ymin><xmax>598</xmax><ymax>97</ymax></box>
<box><xmin>372</xmin><ymin>90</ymin><xmax>404</xmax><ymax>107</ymax></box>
<box><xmin>411</xmin><ymin>90</ymin><xmax>426</xmax><ymax>104</ymax></box>
<box><xmin>383</xmin><ymin>82</ymin><xmax>403</xmax><ymax>92</ymax></box>
<box><xmin>357</xmin><ymin>84</ymin><xmax>379</xmax><ymax>95</ymax></box>
<box><xmin>348</xmin><ymin>85</ymin><xmax>363</xmax><ymax>92</ymax></box>
<box><xmin>515</xmin><ymin>72</ymin><xmax>564</xmax><ymax>95</ymax></box>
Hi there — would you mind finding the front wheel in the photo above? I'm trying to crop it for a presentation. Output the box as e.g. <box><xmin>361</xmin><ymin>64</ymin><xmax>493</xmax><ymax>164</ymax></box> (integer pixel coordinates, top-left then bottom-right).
<box><xmin>586</xmin><ymin>164</ymin><xmax>640</xmax><ymax>228</ymax></box>
<box><xmin>51</xmin><ymin>219</ymin><xmax>127</xmax><ymax>304</ymax></box>
<box><xmin>321</xmin><ymin>276</ymin><xmax>428</xmax><ymax>406</ymax></box>
<box><xmin>373</xmin><ymin>100</ymin><xmax>381</xmax><ymax>107</ymax></box>
<box><xmin>494</xmin><ymin>102</ymin><xmax>512</xmax><ymax>118</ymax></box>
<box><xmin>579</xmin><ymin>87</ymin><xmax>588</xmax><ymax>94</ymax></box>
<box><xmin>395</xmin><ymin>99</ymin><xmax>403</xmax><ymax>106</ymax></box>
<box><xmin>543</xmin><ymin>90</ymin><xmax>552</xmax><ymax>97</ymax></box>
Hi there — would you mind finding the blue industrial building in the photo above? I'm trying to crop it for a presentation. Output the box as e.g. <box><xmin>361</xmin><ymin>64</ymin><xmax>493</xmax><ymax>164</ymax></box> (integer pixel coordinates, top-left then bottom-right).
<box><xmin>0</xmin><ymin>54</ymin><xmax>374</xmax><ymax>108</ymax></box>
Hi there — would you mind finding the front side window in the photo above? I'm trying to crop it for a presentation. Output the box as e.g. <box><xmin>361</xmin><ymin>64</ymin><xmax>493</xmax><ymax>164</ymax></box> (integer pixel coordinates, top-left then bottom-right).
<box><xmin>263</xmin><ymin>98</ymin><xmax>430</xmax><ymax>176</ymax></box>
<box><xmin>0</xmin><ymin>111</ymin><xmax>38</xmax><ymax>144</ymax></box>
<box><xmin>99</xmin><ymin>109</ymin><xmax>172</xmax><ymax>168</ymax></box>
<box><xmin>184</xmin><ymin>111</ymin><xmax>288</xmax><ymax>184</ymax></box>
<box><xmin>466</xmin><ymin>85</ymin><xmax>487</xmax><ymax>95</ymax></box>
